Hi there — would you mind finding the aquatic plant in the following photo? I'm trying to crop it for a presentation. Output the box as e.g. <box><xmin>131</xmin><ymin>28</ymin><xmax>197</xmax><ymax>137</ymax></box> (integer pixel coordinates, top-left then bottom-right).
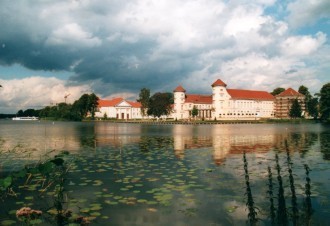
<box><xmin>275</xmin><ymin>153</ymin><xmax>288</xmax><ymax>226</ymax></box>
<box><xmin>267</xmin><ymin>166</ymin><xmax>276</xmax><ymax>225</ymax></box>
<box><xmin>243</xmin><ymin>152</ymin><xmax>258</xmax><ymax>226</ymax></box>
<box><xmin>285</xmin><ymin>141</ymin><xmax>299</xmax><ymax>225</ymax></box>
<box><xmin>302</xmin><ymin>164</ymin><xmax>313</xmax><ymax>226</ymax></box>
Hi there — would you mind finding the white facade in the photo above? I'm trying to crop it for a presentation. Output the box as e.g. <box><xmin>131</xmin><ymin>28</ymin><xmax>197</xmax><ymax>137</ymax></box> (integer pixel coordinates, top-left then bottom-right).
<box><xmin>96</xmin><ymin>98</ymin><xmax>142</xmax><ymax>119</ymax></box>
<box><xmin>172</xmin><ymin>79</ymin><xmax>275</xmax><ymax>120</ymax></box>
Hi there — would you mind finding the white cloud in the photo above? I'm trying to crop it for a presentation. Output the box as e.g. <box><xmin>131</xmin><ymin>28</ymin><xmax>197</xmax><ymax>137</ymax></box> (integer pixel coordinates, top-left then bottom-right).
<box><xmin>287</xmin><ymin>0</ymin><xmax>330</xmax><ymax>27</ymax></box>
<box><xmin>223</xmin><ymin>6</ymin><xmax>265</xmax><ymax>37</ymax></box>
<box><xmin>219</xmin><ymin>52</ymin><xmax>322</xmax><ymax>91</ymax></box>
<box><xmin>46</xmin><ymin>23</ymin><xmax>102</xmax><ymax>48</ymax></box>
<box><xmin>0</xmin><ymin>77</ymin><xmax>92</xmax><ymax>113</ymax></box>
<box><xmin>280</xmin><ymin>32</ymin><xmax>327</xmax><ymax>56</ymax></box>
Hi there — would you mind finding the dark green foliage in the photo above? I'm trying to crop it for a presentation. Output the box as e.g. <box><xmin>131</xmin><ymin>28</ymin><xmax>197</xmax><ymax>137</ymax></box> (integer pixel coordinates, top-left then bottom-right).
<box><xmin>307</xmin><ymin>97</ymin><xmax>319</xmax><ymax>119</ymax></box>
<box><xmin>319</xmin><ymin>83</ymin><xmax>330</xmax><ymax>120</ymax></box>
<box><xmin>88</xmin><ymin>93</ymin><xmax>99</xmax><ymax>119</ymax></box>
<box><xmin>271</xmin><ymin>87</ymin><xmax>285</xmax><ymax>96</ymax></box>
<box><xmin>192</xmin><ymin>105</ymin><xmax>198</xmax><ymax>118</ymax></box>
<box><xmin>147</xmin><ymin>92</ymin><xmax>173</xmax><ymax>118</ymax></box>
<box><xmin>38</xmin><ymin>93</ymin><xmax>99</xmax><ymax>121</ymax></box>
<box><xmin>298</xmin><ymin>85</ymin><xmax>312</xmax><ymax>101</ymax></box>
<box><xmin>289</xmin><ymin>99</ymin><xmax>302</xmax><ymax>118</ymax></box>
<box><xmin>16</xmin><ymin>109</ymin><xmax>40</xmax><ymax>117</ymax></box>
<box><xmin>299</xmin><ymin>85</ymin><xmax>319</xmax><ymax>119</ymax></box>
<box><xmin>137</xmin><ymin>88</ymin><xmax>150</xmax><ymax>117</ymax></box>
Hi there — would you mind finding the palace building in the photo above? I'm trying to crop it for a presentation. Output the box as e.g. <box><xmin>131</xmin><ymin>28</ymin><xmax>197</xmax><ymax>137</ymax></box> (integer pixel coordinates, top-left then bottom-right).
<box><xmin>171</xmin><ymin>79</ymin><xmax>275</xmax><ymax>120</ymax></box>
<box><xmin>96</xmin><ymin>98</ymin><xmax>142</xmax><ymax>120</ymax></box>
<box><xmin>95</xmin><ymin>79</ymin><xmax>304</xmax><ymax>120</ymax></box>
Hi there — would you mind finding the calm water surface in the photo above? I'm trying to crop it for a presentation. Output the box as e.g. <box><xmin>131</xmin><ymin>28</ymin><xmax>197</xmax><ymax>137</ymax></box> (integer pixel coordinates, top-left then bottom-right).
<box><xmin>0</xmin><ymin>121</ymin><xmax>330</xmax><ymax>225</ymax></box>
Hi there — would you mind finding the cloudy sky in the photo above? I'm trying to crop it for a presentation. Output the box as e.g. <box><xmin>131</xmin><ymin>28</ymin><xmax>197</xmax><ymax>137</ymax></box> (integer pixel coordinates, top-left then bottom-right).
<box><xmin>0</xmin><ymin>0</ymin><xmax>329</xmax><ymax>113</ymax></box>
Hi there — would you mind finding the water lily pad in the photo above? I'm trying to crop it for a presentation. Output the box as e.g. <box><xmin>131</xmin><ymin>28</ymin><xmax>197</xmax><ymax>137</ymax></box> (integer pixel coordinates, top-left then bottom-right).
<box><xmin>226</xmin><ymin>206</ymin><xmax>239</xmax><ymax>213</ymax></box>
<box><xmin>8</xmin><ymin>210</ymin><xmax>17</xmax><ymax>215</ymax></box>
<box><xmin>80</xmin><ymin>208</ymin><xmax>90</xmax><ymax>213</ymax></box>
<box><xmin>30</xmin><ymin>219</ymin><xmax>43</xmax><ymax>224</ymax></box>
<box><xmin>1</xmin><ymin>220</ymin><xmax>16</xmax><ymax>226</ymax></box>
<box><xmin>90</xmin><ymin>212</ymin><xmax>101</xmax><ymax>217</ymax></box>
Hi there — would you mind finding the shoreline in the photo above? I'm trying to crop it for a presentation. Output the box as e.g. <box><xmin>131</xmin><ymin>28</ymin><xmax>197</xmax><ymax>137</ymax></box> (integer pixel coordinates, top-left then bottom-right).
<box><xmin>89</xmin><ymin>118</ymin><xmax>320</xmax><ymax>125</ymax></box>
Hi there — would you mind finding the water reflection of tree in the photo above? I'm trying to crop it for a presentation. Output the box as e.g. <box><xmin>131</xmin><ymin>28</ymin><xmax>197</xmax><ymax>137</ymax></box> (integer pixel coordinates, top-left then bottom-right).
<box><xmin>276</xmin><ymin>132</ymin><xmax>318</xmax><ymax>158</ymax></box>
<box><xmin>320</xmin><ymin>132</ymin><xmax>330</xmax><ymax>160</ymax></box>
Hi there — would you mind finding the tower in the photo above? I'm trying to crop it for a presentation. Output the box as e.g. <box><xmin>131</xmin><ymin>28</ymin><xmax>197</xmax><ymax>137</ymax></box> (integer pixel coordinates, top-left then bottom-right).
<box><xmin>211</xmin><ymin>79</ymin><xmax>227</xmax><ymax>118</ymax></box>
<box><xmin>173</xmin><ymin>85</ymin><xmax>186</xmax><ymax>119</ymax></box>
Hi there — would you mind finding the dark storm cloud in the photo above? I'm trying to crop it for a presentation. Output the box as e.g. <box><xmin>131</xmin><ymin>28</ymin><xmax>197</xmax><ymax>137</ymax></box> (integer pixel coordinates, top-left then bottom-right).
<box><xmin>0</xmin><ymin>0</ymin><xmax>328</xmax><ymax>99</ymax></box>
<box><xmin>0</xmin><ymin>0</ymin><xmax>207</xmax><ymax>93</ymax></box>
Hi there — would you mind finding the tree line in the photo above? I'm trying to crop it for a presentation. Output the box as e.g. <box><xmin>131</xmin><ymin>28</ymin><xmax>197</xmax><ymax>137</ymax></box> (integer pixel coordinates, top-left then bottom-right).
<box><xmin>13</xmin><ymin>93</ymin><xmax>99</xmax><ymax>121</ymax></box>
<box><xmin>2</xmin><ymin>82</ymin><xmax>330</xmax><ymax>121</ymax></box>
<box><xmin>137</xmin><ymin>88</ymin><xmax>173</xmax><ymax>118</ymax></box>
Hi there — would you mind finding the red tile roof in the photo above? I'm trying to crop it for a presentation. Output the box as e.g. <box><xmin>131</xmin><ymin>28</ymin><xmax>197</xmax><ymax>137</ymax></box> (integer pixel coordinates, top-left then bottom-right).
<box><xmin>227</xmin><ymin>89</ymin><xmax>275</xmax><ymax>100</ymax></box>
<box><xmin>173</xmin><ymin>85</ymin><xmax>186</xmax><ymax>92</ymax></box>
<box><xmin>98</xmin><ymin>98</ymin><xmax>141</xmax><ymax>108</ymax></box>
<box><xmin>211</xmin><ymin>79</ymin><xmax>227</xmax><ymax>87</ymax></box>
<box><xmin>127</xmin><ymin>100</ymin><xmax>142</xmax><ymax>108</ymax></box>
<box><xmin>276</xmin><ymin>88</ymin><xmax>304</xmax><ymax>97</ymax></box>
<box><xmin>98</xmin><ymin>98</ymin><xmax>123</xmax><ymax>107</ymax></box>
<box><xmin>185</xmin><ymin>94</ymin><xmax>212</xmax><ymax>104</ymax></box>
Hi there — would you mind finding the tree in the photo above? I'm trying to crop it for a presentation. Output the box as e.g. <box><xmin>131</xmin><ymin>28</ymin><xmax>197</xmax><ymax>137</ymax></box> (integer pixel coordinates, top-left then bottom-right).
<box><xmin>271</xmin><ymin>87</ymin><xmax>285</xmax><ymax>96</ymax></box>
<box><xmin>71</xmin><ymin>93</ymin><xmax>99</xmax><ymax>119</ymax></box>
<box><xmin>23</xmin><ymin>109</ymin><xmax>38</xmax><ymax>117</ymax></box>
<box><xmin>319</xmin><ymin>83</ymin><xmax>330</xmax><ymax>120</ymax></box>
<box><xmin>307</xmin><ymin>97</ymin><xmax>319</xmax><ymax>119</ymax></box>
<box><xmin>88</xmin><ymin>93</ymin><xmax>99</xmax><ymax>119</ymax></box>
<box><xmin>137</xmin><ymin>88</ymin><xmax>150</xmax><ymax>117</ymax></box>
<box><xmin>298</xmin><ymin>85</ymin><xmax>316</xmax><ymax>117</ymax></box>
<box><xmin>17</xmin><ymin>110</ymin><xmax>24</xmax><ymax>117</ymax></box>
<box><xmin>103</xmin><ymin>112</ymin><xmax>108</xmax><ymax>120</ymax></box>
<box><xmin>74</xmin><ymin>94</ymin><xmax>90</xmax><ymax>118</ymax></box>
<box><xmin>191</xmin><ymin>105</ymin><xmax>198</xmax><ymax>119</ymax></box>
<box><xmin>298</xmin><ymin>85</ymin><xmax>312</xmax><ymax>100</ymax></box>
<box><xmin>289</xmin><ymin>99</ymin><xmax>302</xmax><ymax>118</ymax></box>
<box><xmin>147</xmin><ymin>92</ymin><xmax>173</xmax><ymax>118</ymax></box>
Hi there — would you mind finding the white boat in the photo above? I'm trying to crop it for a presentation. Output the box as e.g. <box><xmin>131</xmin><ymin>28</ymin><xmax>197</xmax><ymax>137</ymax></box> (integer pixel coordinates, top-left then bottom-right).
<box><xmin>12</xmin><ymin>116</ymin><xmax>39</xmax><ymax>121</ymax></box>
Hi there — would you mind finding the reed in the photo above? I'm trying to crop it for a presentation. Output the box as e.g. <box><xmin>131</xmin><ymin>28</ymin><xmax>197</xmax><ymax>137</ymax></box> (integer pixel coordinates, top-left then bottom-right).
<box><xmin>275</xmin><ymin>153</ymin><xmax>288</xmax><ymax>226</ymax></box>
<box><xmin>285</xmin><ymin>141</ymin><xmax>299</xmax><ymax>225</ymax></box>
<box><xmin>243</xmin><ymin>152</ymin><xmax>258</xmax><ymax>226</ymax></box>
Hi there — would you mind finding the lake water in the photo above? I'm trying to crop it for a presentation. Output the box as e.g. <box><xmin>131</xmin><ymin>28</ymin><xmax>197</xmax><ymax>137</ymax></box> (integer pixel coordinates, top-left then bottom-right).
<box><xmin>0</xmin><ymin>121</ymin><xmax>330</xmax><ymax>225</ymax></box>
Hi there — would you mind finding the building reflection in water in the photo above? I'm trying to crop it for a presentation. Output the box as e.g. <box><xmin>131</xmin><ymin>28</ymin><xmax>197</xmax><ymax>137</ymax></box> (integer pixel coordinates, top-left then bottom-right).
<box><xmin>94</xmin><ymin>122</ymin><xmax>142</xmax><ymax>148</ymax></box>
<box><xmin>173</xmin><ymin>124</ymin><xmax>277</xmax><ymax>165</ymax></box>
<box><xmin>94</xmin><ymin>123</ymin><xmax>320</xmax><ymax>164</ymax></box>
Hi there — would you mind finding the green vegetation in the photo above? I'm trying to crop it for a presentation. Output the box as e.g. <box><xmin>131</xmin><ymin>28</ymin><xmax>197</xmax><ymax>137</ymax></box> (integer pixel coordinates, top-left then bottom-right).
<box><xmin>17</xmin><ymin>93</ymin><xmax>99</xmax><ymax>121</ymax></box>
<box><xmin>191</xmin><ymin>106</ymin><xmax>198</xmax><ymax>119</ymax></box>
<box><xmin>271</xmin><ymin>87</ymin><xmax>285</xmax><ymax>96</ymax></box>
<box><xmin>289</xmin><ymin>99</ymin><xmax>302</xmax><ymax>119</ymax></box>
<box><xmin>319</xmin><ymin>83</ymin><xmax>330</xmax><ymax>121</ymax></box>
<box><xmin>299</xmin><ymin>85</ymin><xmax>319</xmax><ymax>119</ymax></box>
<box><xmin>137</xmin><ymin>88</ymin><xmax>150</xmax><ymax>117</ymax></box>
<box><xmin>147</xmin><ymin>92</ymin><xmax>173</xmax><ymax>118</ymax></box>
